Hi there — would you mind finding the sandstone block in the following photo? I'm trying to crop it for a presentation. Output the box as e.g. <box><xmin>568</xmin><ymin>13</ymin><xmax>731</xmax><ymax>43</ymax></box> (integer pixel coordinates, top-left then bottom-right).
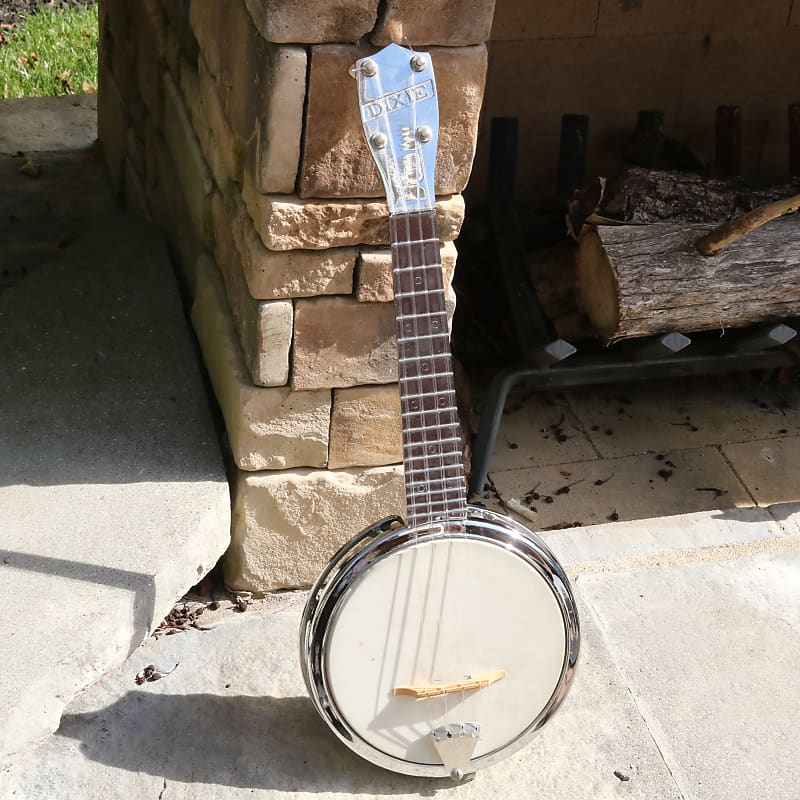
<box><xmin>144</xmin><ymin>125</ymin><xmax>205</xmax><ymax>292</ymax></box>
<box><xmin>227</xmin><ymin>465</ymin><xmax>404</xmax><ymax>591</ymax></box>
<box><xmin>190</xmin><ymin>0</ymin><xmax>268</xmax><ymax>143</ymax></box>
<box><xmin>372</xmin><ymin>0</ymin><xmax>495</xmax><ymax>46</ymax></box>
<box><xmin>211</xmin><ymin>191</ymin><xmax>292</xmax><ymax>386</ymax></box>
<box><xmin>491</xmin><ymin>0</ymin><xmax>599</xmax><ymax>40</ymax></box>
<box><xmin>328</xmin><ymin>385</ymin><xmax>402</xmax><ymax>469</ymax></box>
<box><xmin>123</xmin><ymin>158</ymin><xmax>148</xmax><ymax>217</ymax></box>
<box><xmin>176</xmin><ymin>53</ymin><xmax>242</xmax><ymax>190</ymax></box>
<box><xmin>292</xmin><ymin>296</ymin><xmax>396</xmax><ymax>390</ymax></box>
<box><xmin>228</xmin><ymin>191</ymin><xmax>356</xmax><ymax>299</ymax></box>
<box><xmin>132</xmin><ymin>0</ymin><xmax>166</xmax><ymax>121</ymax></box>
<box><xmin>597</xmin><ymin>0</ymin><xmax>791</xmax><ymax>36</ymax></box>
<box><xmin>252</xmin><ymin>45</ymin><xmax>306</xmax><ymax>193</ymax></box>
<box><xmin>357</xmin><ymin>240</ymin><xmax>458</xmax><ymax>302</ymax></box>
<box><xmin>125</xmin><ymin>127</ymin><xmax>145</xmax><ymax>178</ymax></box>
<box><xmin>242</xmin><ymin>0</ymin><xmax>378</xmax><ymax>43</ymax></box>
<box><xmin>300</xmin><ymin>44</ymin><xmax>487</xmax><ymax>198</ymax></box>
<box><xmin>192</xmin><ymin>255</ymin><xmax>331</xmax><ymax>470</ymax></box>
<box><xmin>243</xmin><ymin>173</ymin><xmax>466</xmax><ymax>249</ymax></box>
<box><xmin>793</xmin><ymin>1</ymin><xmax>800</xmax><ymax>24</ymax></box>
<box><xmin>162</xmin><ymin>72</ymin><xmax>213</xmax><ymax>245</ymax></box>
<box><xmin>97</xmin><ymin>65</ymin><xmax>126</xmax><ymax>197</ymax></box>
<box><xmin>162</xmin><ymin>0</ymin><xmax>198</xmax><ymax>65</ymax></box>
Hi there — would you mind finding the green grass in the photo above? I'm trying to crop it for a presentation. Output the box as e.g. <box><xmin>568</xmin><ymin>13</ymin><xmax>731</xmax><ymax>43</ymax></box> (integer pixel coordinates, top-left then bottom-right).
<box><xmin>0</xmin><ymin>4</ymin><xmax>98</xmax><ymax>99</ymax></box>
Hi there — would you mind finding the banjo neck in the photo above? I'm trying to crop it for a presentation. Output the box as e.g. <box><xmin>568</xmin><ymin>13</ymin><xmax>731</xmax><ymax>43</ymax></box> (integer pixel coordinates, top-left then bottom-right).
<box><xmin>353</xmin><ymin>43</ymin><xmax>468</xmax><ymax>527</ymax></box>
<box><xmin>390</xmin><ymin>209</ymin><xmax>468</xmax><ymax>526</ymax></box>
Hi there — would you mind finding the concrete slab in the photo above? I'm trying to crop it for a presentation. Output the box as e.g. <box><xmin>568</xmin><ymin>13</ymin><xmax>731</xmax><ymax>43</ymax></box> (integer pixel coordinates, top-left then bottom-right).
<box><xmin>543</xmin><ymin>506</ymin><xmax>786</xmax><ymax>569</ymax></box>
<box><xmin>722</xmin><ymin>436</ymin><xmax>800</xmax><ymax>506</ymax></box>
<box><xmin>579</xmin><ymin>552</ymin><xmax>800</xmax><ymax>800</ymax></box>
<box><xmin>564</xmin><ymin>376</ymin><xmax>800</xmax><ymax>459</ymax></box>
<box><xmin>0</xmin><ymin>217</ymin><xmax>230</xmax><ymax>773</ymax></box>
<box><xmin>488</xmin><ymin>387</ymin><xmax>597</xmax><ymax>471</ymax></box>
<box><xmin>3</xmin><ymin>597</ymin><xmax>682</xmax><ymax>800</ymax></box>
<box><xmin>487</xmin><ymin>446</ymin><xmax>752</xmax><ymax>529</ymax></box>
<box><xmin>0</xmin><ymin>146</ymin><xmax>116</xmax><ymax>290</ymax></box>
<box><xmin>0</xmin><ymin>95</ymin><xmax>98</xmax><ymax>154</ymax></box>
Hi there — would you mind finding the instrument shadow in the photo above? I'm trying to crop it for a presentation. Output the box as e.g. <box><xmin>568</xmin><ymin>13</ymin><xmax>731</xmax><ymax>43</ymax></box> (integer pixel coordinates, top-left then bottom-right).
<box><xmin>56</xmin><ymin>691</ymin><xmax>445</xmax><ymax>793</ymax></box>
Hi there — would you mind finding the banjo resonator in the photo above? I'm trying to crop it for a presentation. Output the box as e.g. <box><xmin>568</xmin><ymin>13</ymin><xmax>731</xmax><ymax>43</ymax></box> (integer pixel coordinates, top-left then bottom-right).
<box><xmin>300</xmin><ymin>43</ymin><xmax>580</xmax><ymax>780</ymax></box>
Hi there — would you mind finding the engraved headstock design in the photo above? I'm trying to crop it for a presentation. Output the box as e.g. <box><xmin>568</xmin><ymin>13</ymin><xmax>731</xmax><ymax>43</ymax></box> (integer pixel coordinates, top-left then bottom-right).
<box><xmin>353</xmin><ymin>43</ymin><xmax>439</xmax><ymax>215</ymax></box>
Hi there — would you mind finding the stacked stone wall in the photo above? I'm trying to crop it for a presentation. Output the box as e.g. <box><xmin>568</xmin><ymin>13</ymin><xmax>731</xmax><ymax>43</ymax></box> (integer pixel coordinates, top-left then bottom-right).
<box><xmin>97</xmin><ymin>0</ymin><xmax>493</xmax><ymax>591</ymax></box>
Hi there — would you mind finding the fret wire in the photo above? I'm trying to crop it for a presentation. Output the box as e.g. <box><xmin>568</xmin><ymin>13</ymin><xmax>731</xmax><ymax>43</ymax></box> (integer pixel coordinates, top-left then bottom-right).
<box><xmin>401</xmin><ymin>408</ymin><xmax>459</xmax><ymax>418</ymax></box>
<box><xmin>399</xmin><ymin>369</ymin><xmax>455</xmax><ymax>381</ymax></box>
<box><xmin>397</xmin><ymin>332</ymin><xmax>451</xmax><ymax>343</ymax></box>
<box><xmin>393</xmin><ymin>264</ymin><xmax>443</xmax><ymax>273</ymax></box>
<box><xmin>403</xmin><ymin>436</ymin><xmax>462</xmax><ymax>449</ymax></box>
<box><xmin>397</xmin><ymin>352</ymin><xmax>451</xmax><ymax>364</ymax></box>
<box><xmin>390</xmin><ymin>237</ymin><xmax>439</xmax><ymax>247</ymax></box>
<box><xmin>400</xmin><ymin>422</ymin><xmax>460</xmax><ymax>435</ymax></box>
<box><xmin>407</xmin><ymin>480</ymin><xmax>465</xmax><ymax>490</ymax></box>
<box><xmin>401</xmin><ymin>389</ymin><xmax>456</xmax><ymax>402</ymax></box>
<box><xmin>394</xmin><ymin>288</ymin><xmax>445</xmax><ymax>299</ymax></box>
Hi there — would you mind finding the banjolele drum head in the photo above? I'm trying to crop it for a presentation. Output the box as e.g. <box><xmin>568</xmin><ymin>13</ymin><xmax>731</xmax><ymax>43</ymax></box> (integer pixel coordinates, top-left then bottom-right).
<box><xmin>301</xmin><ymin>505</ymin><xmax>580</xmax><ymax>778</ymax></box>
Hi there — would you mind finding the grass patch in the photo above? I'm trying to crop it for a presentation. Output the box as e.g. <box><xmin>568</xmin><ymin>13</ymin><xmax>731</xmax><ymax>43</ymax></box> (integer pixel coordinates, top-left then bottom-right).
<box><xmin>0</xmin><ymin>4</ymin><xmax>98</xmax><ymax>99</ymax></box>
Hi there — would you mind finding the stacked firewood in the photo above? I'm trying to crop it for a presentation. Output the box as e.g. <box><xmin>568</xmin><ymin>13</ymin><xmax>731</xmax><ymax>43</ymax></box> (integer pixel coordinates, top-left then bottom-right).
<box><xmin>528</xmin><ymin>105</ymin><xmax>800</xmax><ymax>343</ymax></box>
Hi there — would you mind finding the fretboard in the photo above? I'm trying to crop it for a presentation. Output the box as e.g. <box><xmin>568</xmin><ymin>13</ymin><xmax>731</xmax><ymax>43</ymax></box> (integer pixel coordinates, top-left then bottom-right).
<box><xmin>390</xmin><ymin>210</ymin><xmax>468</xmax><ymax>527</ymax></box>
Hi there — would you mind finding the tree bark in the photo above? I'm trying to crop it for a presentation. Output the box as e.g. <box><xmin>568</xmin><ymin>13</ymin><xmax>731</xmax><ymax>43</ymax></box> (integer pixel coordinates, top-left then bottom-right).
<box><xmin>601</xmin><ymin>168</ymin><xmax>800</xmax><ymax>224</ymax></box>
<box><xmin>577</xmin><ymin>217</ymin><xmax>800</xmax><ymax>341</ymax></box>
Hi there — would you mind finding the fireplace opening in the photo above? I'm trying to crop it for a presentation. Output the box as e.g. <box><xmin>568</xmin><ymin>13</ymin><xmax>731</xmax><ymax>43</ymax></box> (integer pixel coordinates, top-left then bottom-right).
<box><xmin>451</xmin><ymin>1</ymin><xmax>800</xmax><ymax>530</ymax></box>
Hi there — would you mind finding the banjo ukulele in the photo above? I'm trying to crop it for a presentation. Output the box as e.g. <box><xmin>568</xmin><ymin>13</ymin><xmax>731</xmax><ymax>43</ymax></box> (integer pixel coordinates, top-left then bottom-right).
<box><xmin>300</xmin><ymin>43</ymin><xmax>580</xmax><ymax>780</ymax></box>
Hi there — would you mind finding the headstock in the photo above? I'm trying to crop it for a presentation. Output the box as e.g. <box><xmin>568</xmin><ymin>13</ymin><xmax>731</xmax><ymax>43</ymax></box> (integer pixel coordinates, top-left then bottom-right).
<box><xmin>353</xmin><ymin>43</ymin><xmax>439</xmax><ymax>215</ymax></box>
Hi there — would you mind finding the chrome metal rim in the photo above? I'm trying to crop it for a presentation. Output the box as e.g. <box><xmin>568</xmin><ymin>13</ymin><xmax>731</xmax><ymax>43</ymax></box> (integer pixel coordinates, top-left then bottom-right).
<box><xmin>300</xmin><ymin>505</ymin><xmax>580</xmax><ymax>778</ymax></box>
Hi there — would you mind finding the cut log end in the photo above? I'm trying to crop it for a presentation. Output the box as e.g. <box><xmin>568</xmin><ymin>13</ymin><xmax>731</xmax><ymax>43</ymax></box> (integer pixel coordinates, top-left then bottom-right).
<box><xmin>577</xmin><ymin>227</ymin><xmax>620</xmax><ymax>340</ymax></box>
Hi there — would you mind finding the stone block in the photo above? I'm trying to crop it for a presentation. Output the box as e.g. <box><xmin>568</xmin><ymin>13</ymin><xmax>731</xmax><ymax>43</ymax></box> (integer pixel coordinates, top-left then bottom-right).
<box><xmin>162</xmin><ymin>0</ymin><xmax>199</xmax><ymax>65</ymax></box>
<box><xmin>144</xmin><ymin>125</ymin><xmax>204</xmax><ymax>293</ymax></box>
<box><xmin>190</xmin><ymin>0</ymin><xmax>268</xmax><ymax>143</ymax></box>
<box><xmin>226</xmin><ymin>191</ymin><xmax>356</xmax><ymax>299</ymax></box>
<box><xmin>109</xmin><ymin>37</ymin><xmax>146</xmax><ymax>133</ymax></box>
<box><xmin>793</xmin><ymin>1</ymin><xmax>800</xmax><ymax>25</ymax></box>
<box><xmin>211</xmin><ymin>191</ymin><xmax>292</xmax><ymax>386</ymax></box>
<box><xmin>175</xmin><ymin>53</ymin><xmax>243</xmax><ymax>190</ymax></box>
<box><xmin>300</xmin><ymin>44</ymin><xmax>487</xmax><ymax>198</ymax></box>
<box><xmin>292</xmin><ymin>296</ymin><xmax>396</xmax><ymax>389</ymax></box>
<box><xmin>474</xmin><ymin>35</ymin><xmax>692</xmax><ymax>204</ymax></box>
<box><xmin>162</xmin><ymin>71</ymin><xmax>213</xmax><ymax>245</ymax></box>
<box><xmin>123</xmin><ymin>158</ymin><xmax>148</xmax><ymax>217</ymax></box>
<box><xmin>227</xmin><ymin>465</ymin><xmax>404</xmax><ymax>591</ymax></box>
<box><xmin>251</xmin><ymin>45</ymin><xmax>306</xmax><ymax>193</ymax></box>
<box><xmin>491</xmin><ymin>0</ymin><xmax>599</xmax><ymax>39</ymax></box>
<box><xmin>243</xmin><ymin>173</ymin><xmax>466</xmax><ymax>249</ymax></box>
<box><xmin>356</xmin><ymin>240</ymin><xmax>457</xmax><ymax>302</ymax></box>
<box><xmin>97</xmin><ymin>65</ymin><xmax>126</xmax><ymax>197</ymax></box>
<box><xmin>675</xmin><ymin>29</ymin><xmax>800</xmax><ymax>127</ymax></box>
<box><xmin>328</xmin><ymin>385</ymin><xmax>402</xmax><ymax>469</ymax></box>
<box><xmin>242</xmin><ymin>0</ymin><xmax>378</xmax><ymax>43</ymax></box>
<box><xmin>125</xmin><ymin>127</ymin><xmax>145</xmax><ymax>178</ymax></box>
<box><xmin>164</xmin><ymin>26</ymin><xmax>182</xmax><ymax>81</ymax></box>
<box><xmin>132</xmin><ymin>0</ymin><xmax>167</xmax><ymax>121</ymax></box>
<box><xmin>597</xmin><ymin>0</ymin><xmax>791</xmax><ymax>36</ymax></box>
<box><xmin>372</xmin><ymin>0</ymin><xmax>495</xmax><ymax>46</ymax></box>
<box><xmin>192</xmin><ymin>255</ymin><xmax>331</xmax><ymax>470</ymax></box>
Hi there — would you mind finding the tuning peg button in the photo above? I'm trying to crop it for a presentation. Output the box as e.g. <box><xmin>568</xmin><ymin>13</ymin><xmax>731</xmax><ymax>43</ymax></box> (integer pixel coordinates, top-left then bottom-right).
<box><xmin>370</xmin><ymin>132</ymin><xmax>388</xmax><ymax>150</ymax></box>
<box><xmin>410</xmin><ymin>54</ymin><xmax>427</xmax><ymax>72</ymax></box>
<box><xmin>416</xmin><ymin>126</ymin><xmax>433</xmax><ymax>143</ymax></box>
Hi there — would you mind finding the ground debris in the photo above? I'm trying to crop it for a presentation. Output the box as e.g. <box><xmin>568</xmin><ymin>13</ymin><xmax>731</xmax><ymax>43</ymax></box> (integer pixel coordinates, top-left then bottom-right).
<box><xmin>153</xmin><ymin>602</ymin><xmax>212</xmax><ymax>638</ymax></box>
<box><xmin>134</xmin><ymin>663</ymin><xmax>178</xmax><ymax>685</ymax></box>
<box><xmin>695</xmin><ymin>486</ymin><xmax>728</xmax><ymax>499</ymax></box>
<box><xmin>613</xmin><ymin>769</ymin><xmax>631</xmax><ymax>782</ymax></box>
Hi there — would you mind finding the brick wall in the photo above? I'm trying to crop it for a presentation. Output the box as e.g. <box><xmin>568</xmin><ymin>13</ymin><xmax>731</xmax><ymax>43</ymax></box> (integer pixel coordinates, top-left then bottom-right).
<box><xmin>469</xmin><ymin>0</ymin><xmax>800</xmax><ymax>205</ymax></box>
<box><xmin>97</xmin><ymin>0</ymin><xmax>493</xmax><ymax>591</ymax></box>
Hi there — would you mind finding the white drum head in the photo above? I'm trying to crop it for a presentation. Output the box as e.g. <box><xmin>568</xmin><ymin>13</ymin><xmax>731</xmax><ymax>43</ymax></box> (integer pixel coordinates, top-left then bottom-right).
<box><xmin>324</xmin><ymin>536</ymin><xmax>568</xmax><ymax>765</ymax></box>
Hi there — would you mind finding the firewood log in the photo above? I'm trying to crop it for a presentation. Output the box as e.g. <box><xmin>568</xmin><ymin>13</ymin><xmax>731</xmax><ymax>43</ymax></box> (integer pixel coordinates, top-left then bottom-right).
<box><xmin>577</xmin><ymin>216</ymin><xmax>800</xmax><ymax>341</ymax></box>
